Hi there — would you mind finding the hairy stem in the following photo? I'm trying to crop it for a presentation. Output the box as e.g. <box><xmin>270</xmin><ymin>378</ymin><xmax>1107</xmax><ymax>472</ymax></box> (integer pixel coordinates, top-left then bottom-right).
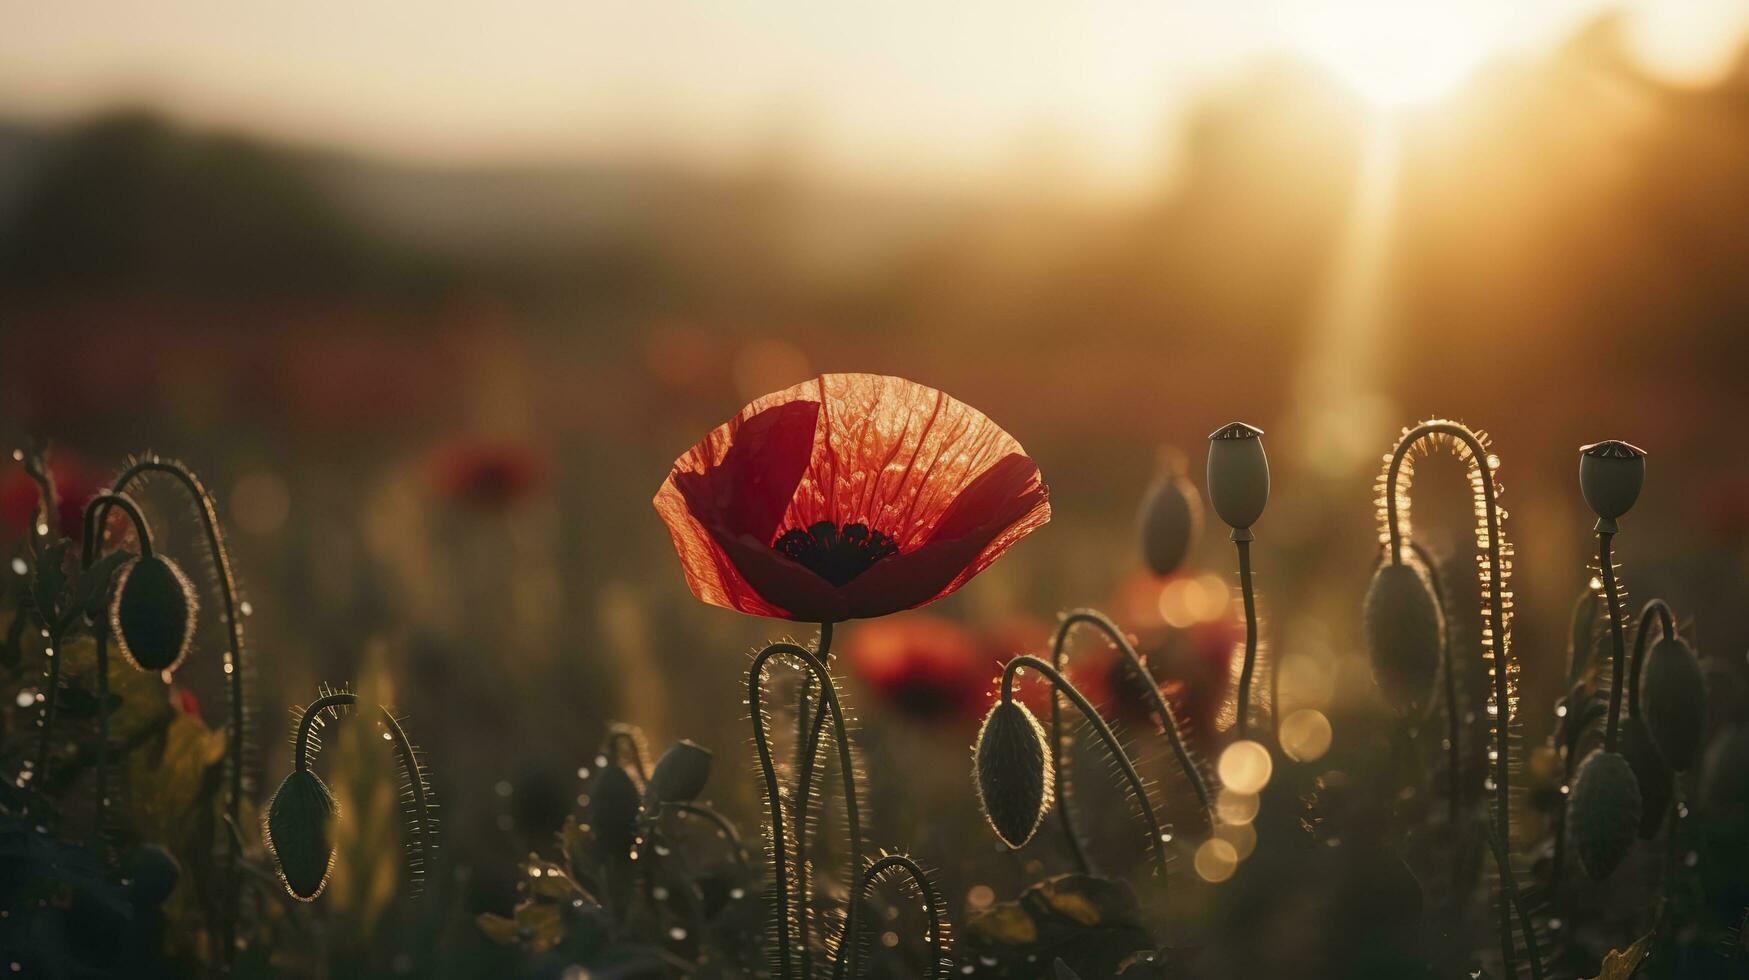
<box><xmin>1051</xmin><ymin>610</ymin><xmax>1211</xmax><ymax>823</ymax></box>
<box><xmin>834</xmin><ymin>854</ymin><xmax>948</xmax><ymax>980</ymax></box>
<box><xmin>97</xmin><ymin>459</ymin><xmax>247</xmax><ymax>969</ymax></box>
<box><xmin>1004</xmin><ymin>655</ymin><xmax>1171</xmax><ymax>882</ymax></box>
<box><xmin>794</xmin><ymin>622</ymin><xmax>832</xmax><ymax>979</ymax></box>
<box><xmin>1598</xmin><ymin>533</ymin><xmax>1627</xmax><ymax>752</ymax></box>
<box><xmin>292</xmin><ymin>692</ymin><xmax>434</xmax><ymax>885</ymax></box>
<box><xmin>749</xmin><ymin>638</ymin><xmax>862</xmax><ymax>980</ymax></box>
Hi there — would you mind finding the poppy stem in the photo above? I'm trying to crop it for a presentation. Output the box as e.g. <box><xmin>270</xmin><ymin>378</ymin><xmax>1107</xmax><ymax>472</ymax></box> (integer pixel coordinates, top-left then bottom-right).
<box><xmin>1405</xmin><ymin>541</ymin><xmax>1463</xmax><ymax>844</ymax></box>
<box><xmin>1003</xmin><ymin>655</ymin><xmax>1171</xmax><ymax>882</ymax></box>
<box><xmin>750</xmin><ymin>637</ymin><xmax>862</xmax><ymax>980</ymax></box>
<box><xmin>94</xmin><ymin>458</ymin><xmax>249</xmax><ymax>972</ymax></box>
<box><xmin>1627</xmin><ymin>599</ymin><xmax>1675</xmax><ymax>720</ymax></box>
<box><xmin>1383</xmin><ymin>421</ymin><xmax>1536</xmax><ymax>980</ymax></box>
<box><xmin>1599</xmin><ymin>533</ymin><xmax>1627</xmax><ymax>753</ymax></box>
<box><xmin>1233</xmin><ymin>538</ymin><xmax>1260</xmax><ymax>741</ymax></box>
<box><xmin>1051</xmin><ymin>610</ymin><xmax>1212</xmax><ymax>825</ymax></box>
<box><xmin>795</xmin><ymin>622</ymin><xmax>832</xmax><ymax>979</ymax></box>
<box><xmin>834</xmin><ymin>854</ymin><xmax>949</xmax><ymax>980</ymax></box>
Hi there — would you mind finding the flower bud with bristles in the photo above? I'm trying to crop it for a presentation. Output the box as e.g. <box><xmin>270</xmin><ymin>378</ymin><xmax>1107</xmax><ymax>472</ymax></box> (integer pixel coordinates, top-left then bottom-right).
<box><xmin>266</xmin><ymin>769</ymin><xmax>338</xmax><ymax>901</ymax></box>
<box><xmin>1363</xmin><ymin>561</ymin><xmax>1444</xmax><ymax>719</ymax></box>
<box><xmin>588</xmin><ymin>763</ymin><xmax>642</xmax><ymax>857</ymax></box>
<box><xmin>109</xmin><ymin>554</ymin><xmax>198</xmax><ymax>673</ymax></box>
<box><xmin>1640</xmin><ymin>634</ymin><xmax>1705</xmax><ymax>771</ymax></box>
<box><xmin>974</xmin><ymin>698</ymin><xmax>1053</xmax><ymax>849</ymax></box>
<box><xmin>1567</xmin><ymin>749</ymin><xmax>1641</xmax><ymax>879</ymax></box>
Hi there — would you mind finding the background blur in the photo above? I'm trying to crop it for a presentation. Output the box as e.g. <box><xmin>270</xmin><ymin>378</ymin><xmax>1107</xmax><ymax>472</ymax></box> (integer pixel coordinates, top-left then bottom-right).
<box><xmin>4</xmin><ymin>1</ymin><xmax>1749</xmax><ymax>972</ymax></box>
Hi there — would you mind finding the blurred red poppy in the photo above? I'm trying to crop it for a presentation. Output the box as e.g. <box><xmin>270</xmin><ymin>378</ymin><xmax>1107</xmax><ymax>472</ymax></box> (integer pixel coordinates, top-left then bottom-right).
<box><xmin>654</xmin><ymin>374</ymin><xmax>1050</xmax><ymax>622</ymax></box>
<box><xmin>844</xmin><ymin>614</ymin><xmax>990</xmax><ymax>724</ymax></box>
<box><xmin>1</xmin><ymin>449</ymin><xmax>107</xmax><ymax>547</ymax></box>
<box><xmin>429</xmin><ymin>440</ymin><xmax>548</xmax><ymax>511</ymax></box>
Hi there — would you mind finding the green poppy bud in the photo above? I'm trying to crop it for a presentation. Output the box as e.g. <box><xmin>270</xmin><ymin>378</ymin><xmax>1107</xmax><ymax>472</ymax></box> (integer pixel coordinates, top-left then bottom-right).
<box><xmin>646</xmin><ymin>739</ymin><xmax>712</xmax><ymax>803</ymax></box>
<box><xmin>1363</xmin><ymin>561</ymin><xmax>1444</xmax><ymax>719</ymax></box>
<box><xmin>1567</xmin><ymin>749</ymin><xmax>1641</xmax><ymax>879</ymax></box>
<box><xmin>1618</xmin><ymin>717</ymin><xmax>1670</xmax><ymax>839</ymax></box>
<box><xmin>110</xmin><ymin>554</ymin><xmax>198</xmax><ymax>673</ymax></box>
<box><xmin>974</xmin><ymin>699</ymin><xmax>1053</xmax><ymax>848</ymax></box>
<box><xmin>1205</xmin><ymin>422</ymin><xmax>1268</xmax><ymax>536</ymax></box>
<box><xmin>124</xmin><ymin>843</ymin><xmax>182</xmax><ymax>908</ymax></box>
<box><xmin>266</xmin><ymin>769</ymin><xmax>338</xmax><ymax>901</ymax></box>
<box><xmin>588</xmin><ymin>764</ymin><xmax>642</xmax><ymax>857</ymax></box>
<box><xmin>1579</xmin><ymin>441</ymin><xmax>1645</xmax><ymax>532</ymax></box>
<box><xmin>1640</xmin><ymin>634</ymin><xmax>1705</xmax><ymax>772</ymax></box>
<box><xmin>1137</xmin><ymin>459</ymin><xmax>1201</xmax><ymax>576</ymax></box>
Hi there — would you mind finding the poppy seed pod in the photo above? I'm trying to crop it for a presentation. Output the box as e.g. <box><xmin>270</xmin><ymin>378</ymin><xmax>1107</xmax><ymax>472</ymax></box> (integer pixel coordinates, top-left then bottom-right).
<box><xmin>265</xmin><ymin>769</ymin><xmax>338</xmax><ymax>901</ymax></box>
<box><xmin>588</xmin><ymin>764</ymin><xmax>643</xmax><ymax>857</ymax></box>
<box><xmin>109</xmin><ymin>554</ymin><xmax>198</xmax><ymax>673</ymax></box>
<box><xmin>974</xmin><ymin>698</ymin><xmax>1053</xmax><ymax>848</ymax></box>
<box><xmin>1364</xmin><ymin>561</ymin><xmax>1444</xmax><ymax>718</ymax></box>
<box><xmin>1579</xmin><ymin>441</ymin><xmax>1646</xmax><ymax>532</ymax></box>
<box><xmin>1640</xmin><ymin>634</ymin><xmax>1706</xmax><ymax>771</ymax></box>
<box><xmin>1137</xmin><ymin>460</ymin><xmax>1201</xmax><ymax>577</ymax></box>
<box><xmin>1567</xmin><ymin>749</ymin><xmax>1642</xmax><ymax>879</ymax></box>
<box><xmin>1206</xmin><ymin>423</ymin><xmax>1268</xmax><ymax>536</ymax></box>
<box><xmin>646</xmin><ymin>740</ymin><xmax>713</xmax><ymax>803</ymax></box>
<box><xmin>1618</xmin><ymin>717</ymin><xmax>1671</xmax><ymax>838</ymax></box>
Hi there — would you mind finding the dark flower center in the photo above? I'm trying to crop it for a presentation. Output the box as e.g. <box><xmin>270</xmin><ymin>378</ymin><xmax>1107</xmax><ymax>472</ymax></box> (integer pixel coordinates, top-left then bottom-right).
<box><xmin>773</xmin><ymin>521</ymin><xmax>900</xmax><ymax>587</ymax></box>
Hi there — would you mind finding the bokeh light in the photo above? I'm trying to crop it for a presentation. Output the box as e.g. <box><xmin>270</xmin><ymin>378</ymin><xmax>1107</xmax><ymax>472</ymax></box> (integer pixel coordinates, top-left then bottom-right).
<box><xmin>1195</xmin><ymin>837</ymin><xmax>1240</xmax><ymax>883</ymax></box>
<box><xmin>1280</xmin><ymin>708</ymin><xmax>1334</xmax><ymax>763</ymax></box>
<box><xmin>1218</xmin><ymin>740</ymin><xmax>1274</xmax><ymax>795</ymax></box>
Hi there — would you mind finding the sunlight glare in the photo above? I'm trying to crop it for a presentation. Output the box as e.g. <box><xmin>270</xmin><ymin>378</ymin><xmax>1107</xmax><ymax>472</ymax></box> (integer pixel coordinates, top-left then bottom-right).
<box><xmin>1283</xmin><ymin>0</ymin><xmax>1503</xmax><ymax>108</ymax></box>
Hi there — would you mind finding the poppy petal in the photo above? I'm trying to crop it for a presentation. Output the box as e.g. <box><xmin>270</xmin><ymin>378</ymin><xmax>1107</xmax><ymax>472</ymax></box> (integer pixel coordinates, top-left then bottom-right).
<box><xmin>843</xmin><ymin>454</ymin><xmax>1050</xmax><ymax>618</ymax></box>
<box><xmin>655</xmin><ymin>398</ymin><xmax>820</xmax><ymax>617</ymax></box>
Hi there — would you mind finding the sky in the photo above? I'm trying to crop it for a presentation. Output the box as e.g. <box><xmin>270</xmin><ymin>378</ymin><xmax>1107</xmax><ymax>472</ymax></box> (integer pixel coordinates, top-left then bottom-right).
<box><xmin>2</xmin><ymin>1</ymin><xmax>1746</xmax><ymax>190</ymax></box>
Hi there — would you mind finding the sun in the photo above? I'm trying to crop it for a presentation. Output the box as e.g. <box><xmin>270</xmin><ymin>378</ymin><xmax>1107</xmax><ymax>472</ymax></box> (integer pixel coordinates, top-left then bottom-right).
<box><xmin>1281</xmin><ymin>0</ymin><xmax>1506</xmax><ymax>108</ymax></box>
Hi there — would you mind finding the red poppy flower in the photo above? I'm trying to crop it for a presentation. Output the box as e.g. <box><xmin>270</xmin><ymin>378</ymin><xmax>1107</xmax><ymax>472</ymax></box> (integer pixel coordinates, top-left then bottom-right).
<box><xmin>654</xmin><ymin>374</ymin><xmax>1050</xmax><ymax>622</ymax></box>
<box><xmin>429</xmin><ymin>440</ymin><xmax>548</xmax><ymax>511</ymax></box>
<box><xmin>844</xmin><ymin>614</ymin><xmax>990</xmax><ymax>724</ymax></box>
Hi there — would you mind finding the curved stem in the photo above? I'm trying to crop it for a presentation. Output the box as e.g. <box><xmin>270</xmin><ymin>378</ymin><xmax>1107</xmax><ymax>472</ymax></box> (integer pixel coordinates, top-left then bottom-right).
<box><xmin>1384</xmin><ymin>422</ymin><xmax>1528</xmax><ymax>977</ymax></box>
<box><xmin>95</xmin><ymin>459</ymin><xmax>247</xmax><ymax>968</ymax></box>
<box><xmin>1003</xmin><ymin>655</ymin><xmax>1170</xmax><ymax>882</ymax></box>
<box><xmin>834</xmin><ymin>854</ymin><xmax>948</xmax><ymax>980</ymax></box>
<box><xmin>290</xmin><ymin>692</ymin><xmax>434</xmax><ymax>888</ymax></box>
<box><xmin>1051</xmin><ymin>610</ymin><xmax>1211</xmax><ymax>820</ymax></box>
<box><xmin>1598</xmin><ymin>533</ymin><xmax>1627</xmax><ymax>752</ymax></box>
<box><xmin>1234</xmin><ymin>539</ymin><xmax>1260</xmax><ymax>740</ymax></box>
<box><xmin>794</xmin><ymin>622</ymin><xmax>832</xmax><ymax>979</ymax></box>
<box><xmin>603</xmin><ymin>727</ymin><xmax>651</xmax><ymax>782</ymax></box>
<box><xmin>80</xmin><ymin>491</ymin><xmax>155</xmax><ymax>565</ymax></box>
<box><xmin>1627</xmin><ymin>599</ymin><xmax>1675</xmax><ymax>719</ymax></box>
<box><xmin>1407</xmin><ymin>541</ymin><xmax>1462</xmax><ymax>833</ymax></box>
<box><xmin>749</xmin><ymin>638</ymin><xmax>861</xmax><ymax>980</ymax></box>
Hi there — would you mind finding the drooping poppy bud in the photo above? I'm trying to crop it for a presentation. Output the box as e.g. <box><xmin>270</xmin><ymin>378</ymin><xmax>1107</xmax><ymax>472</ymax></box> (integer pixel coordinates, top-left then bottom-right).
<box><xmin>1579</xmin><ymin>441</ymin><xmax>1646</xmax><ymax>532</ymax></box>
<box><xmin>646</xmin><ymin>740</ymin><xmax>713</xmax><ymax>803</ymax></box>
<box><xmin>974</xmin><ymin>699</ymin><xmax>1053</xmax><ymax>848</ymax></box>
<box><xmin>124</xmin><ymin>843</ymin><xmax>182</xmax><ymax>908</ymax></box>
<box><xmin>1640</xmin><ymin>634</ymin><xmax>1705</xmax><ymax>772</ymax></box>
<box><xmin>588</xmin><ymin>764</ymin><xmax>642</xmax><ymax>857</ymax></box>
<box><xmin>110</xmin><ymin>554</ymin><xmax>198</xmax><ymax>673</ymax></box>
<box><xmin>1363</xmin><ymin>561</ymin><xmax>1444</xmax><ymax>719</ymax></box>
<box><xmin>1618</xmin><ymin>716</ymin><xmax>1671</xmax><ymax>838</ymax></box>
<box><xmin>1567</xmin><ymin>749</ymin><xmax>1642</xmax><ymax>879</ymax></box>
<box><xmin>1205</xmin><ymin>423</ymin><xmax>1268</xmax><ymax>536</ymax></box>
<box><xmin>1137</xmin><ymin>457</ymin><xmax>1201</xmax><ymax>577</ymax></box>
<box><xmin>266</xmin><ymin>769</ymin><xmax>338</xmax><ymax>901</ymax></box>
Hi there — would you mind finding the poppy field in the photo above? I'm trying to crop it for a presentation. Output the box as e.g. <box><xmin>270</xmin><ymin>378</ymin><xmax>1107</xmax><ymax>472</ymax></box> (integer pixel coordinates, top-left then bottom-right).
<box><xmin>8</xmin><ymin>6</ymin><xmax>1749</xmax><ymax>979</ymax></box>
<box><xmin>4</xmin><ymin>367</ymin><xmax>1748</xmax><ymax>979</ymax></box>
